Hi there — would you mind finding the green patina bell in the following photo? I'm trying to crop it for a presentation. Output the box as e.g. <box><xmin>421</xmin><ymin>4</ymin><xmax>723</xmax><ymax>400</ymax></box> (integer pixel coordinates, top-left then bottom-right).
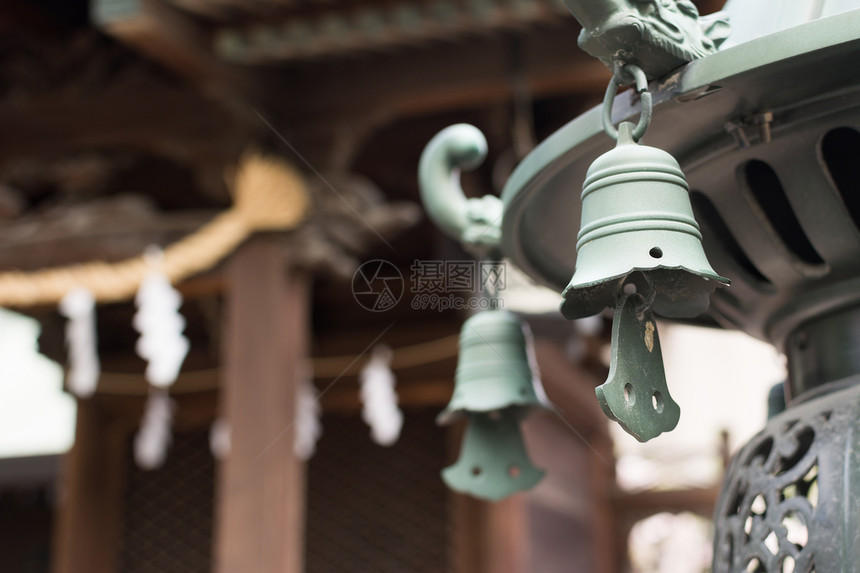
<box><xmin>561</xmin><ymin>122</ymin><xmax>729</xmax><ymax>321</ymax></box>
<box><xmin>438</xmin><ymin>309</ymin><xmax>543</xmax><ymax>424</ymax></box>
<box><xmin>561</xmin><ymin>121</ymin><xmax>728</xmax><ymax>442</ymax></box>
<box><xmin>438</xmin><ymin>309</ymin><xmax>545</xmax><ymax>500</ymax></box>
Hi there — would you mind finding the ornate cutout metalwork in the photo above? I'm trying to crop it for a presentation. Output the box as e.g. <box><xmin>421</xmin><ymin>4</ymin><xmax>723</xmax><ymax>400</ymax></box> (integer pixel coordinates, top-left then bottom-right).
<box><xmin>713</xmin><ymin>383</ymin><xmax>860</xmax><ymax>573</ymax></box>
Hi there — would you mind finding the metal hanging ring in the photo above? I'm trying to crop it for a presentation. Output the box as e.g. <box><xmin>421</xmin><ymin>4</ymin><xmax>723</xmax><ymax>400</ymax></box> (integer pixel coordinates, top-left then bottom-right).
<box><xmin>602</xmin><ymin>64</ymin><xmax>652</xmax><ymax>142</ymax></box>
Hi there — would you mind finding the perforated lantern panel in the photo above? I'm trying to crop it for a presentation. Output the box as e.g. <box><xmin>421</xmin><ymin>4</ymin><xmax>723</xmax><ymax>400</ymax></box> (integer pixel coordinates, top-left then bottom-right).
<box><xmin>119</xmin><ymin>430</ymin><xmax>214</xmax><ymax>573</ymax></box>
<box><xmin>306</xmin><ymin>408</ymin><xmax>450</xmax><ymax>573</ymax></box>
<box><xmin>713</xmin><ymin>383</ymin><xmax>860</xmax><ymax>573</ymax></box>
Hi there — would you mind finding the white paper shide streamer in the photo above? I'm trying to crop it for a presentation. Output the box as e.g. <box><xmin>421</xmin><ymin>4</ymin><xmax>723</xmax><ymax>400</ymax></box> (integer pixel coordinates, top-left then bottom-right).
<box><xmin>59</xmin><ymin>287</ymin><xmax>100</xmax><ymax>397</ymax></box>
<box><xmin>135</xmin><ymin>390</ymin><xmax>175</xmax><ymax>470</ymax></box>
<box><xmin>133</xmin><ymin>249</ymin><xmax>190</xmax><ymax>388</ymax></box>
<box><xmin>294</xmin><ymin>364</ymin><xmax>322</xmax><ymax>461</ymax></box>
<box><xmin>360</xmin><ymin>345</ymin><xmax>403</xmax><ymax>446</ymax></box>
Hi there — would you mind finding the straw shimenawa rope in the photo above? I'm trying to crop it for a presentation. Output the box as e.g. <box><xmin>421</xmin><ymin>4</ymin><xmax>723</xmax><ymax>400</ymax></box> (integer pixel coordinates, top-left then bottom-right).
<box><xmin>0</xmin><ymin>153</ymin><xmax>310</xmax><ymax>307</ymax></box>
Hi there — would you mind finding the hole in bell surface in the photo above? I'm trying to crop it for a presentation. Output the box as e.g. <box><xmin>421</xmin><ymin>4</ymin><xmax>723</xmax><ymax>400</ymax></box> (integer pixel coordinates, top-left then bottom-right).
<box><xmin>651</xmin><ymin>391</ymin><xmax>663</xmax><ymax>413</ymax></box>
<box><xmin>649</xmin><ymin>247</ymin><xmax>663</xmax><ymax>258</ymax></box>
<box><xmin>508</xmin><ymin>465</ymin><xmax>521</xmax><ymax>478</ymax></box>
<box><xmin>471</xmin><ymin>466</ymin><xmax>482</xmax><ymax>477</ymax></box>
<box><xmin>623</xmin><ymin>383</ymin><xmax>635</xmax><ymax>405</ymax></box>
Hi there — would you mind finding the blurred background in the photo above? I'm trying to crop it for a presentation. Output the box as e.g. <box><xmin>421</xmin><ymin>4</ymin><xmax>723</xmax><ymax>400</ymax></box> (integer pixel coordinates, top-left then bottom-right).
<box><xmin>0</xmin><ymin>1</ymin><xmax>790</xmax><ymax>572</ymax></box>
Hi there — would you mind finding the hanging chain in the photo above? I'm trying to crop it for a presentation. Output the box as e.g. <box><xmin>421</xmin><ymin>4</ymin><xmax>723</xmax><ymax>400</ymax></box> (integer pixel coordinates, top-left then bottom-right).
<box><xmin>602</xmin><ymin>64</ymin><xmax>652</xmax><ymax>142</ymax></box>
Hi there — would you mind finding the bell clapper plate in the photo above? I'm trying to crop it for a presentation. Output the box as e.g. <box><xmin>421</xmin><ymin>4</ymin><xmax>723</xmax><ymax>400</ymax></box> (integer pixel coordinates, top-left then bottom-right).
<box><xmin>596</xmin><ymin>277</ymin><xmax>681</xmax><ymax>442</ymax></box>
<box><xmin>441</xmin><ymin>410</ymin><xmax>544</xmax><ymax>501</ymax></box>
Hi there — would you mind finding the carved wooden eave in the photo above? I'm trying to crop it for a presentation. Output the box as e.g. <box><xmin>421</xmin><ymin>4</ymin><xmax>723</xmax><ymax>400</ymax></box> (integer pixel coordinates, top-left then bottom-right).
<box><xmin>209</xmin><ymin>0</ymin><xmax>572</xmax><ymax>64</ymax></box>
<box><xmin>87</xmin><ymin>0</ymin><xmax>611</xmax><ymax>154</ymax></box>
<box><xmin>0</xmin><ymin>174</ymin><xmax>419</xmax><ymax>293</ymax></box>
<box><xmin>92</xmin><ymin>0</ymin><xmax>725</xmax><ymax>74</ymax></box>
<box><xmin>91</xmin><ymin>0</ymin><xmax>244</xmax><ymax>95</ymax></box>
<box><xmin>0</xmin><ymin>20</ymin><xmax>254</xmax><ymax>203</ymax></box>
<box><xmin>0</xmin><ymin>196</ymin><xmax>216</xmax><ymax>272</ymax></box>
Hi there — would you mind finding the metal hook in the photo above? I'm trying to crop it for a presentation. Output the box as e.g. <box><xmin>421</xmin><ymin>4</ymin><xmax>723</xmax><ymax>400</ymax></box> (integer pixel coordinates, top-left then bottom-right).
<box><xmin>602</xmin><ymin>64</ymin><xmax>652</xmax><ymax>142</ymax></box>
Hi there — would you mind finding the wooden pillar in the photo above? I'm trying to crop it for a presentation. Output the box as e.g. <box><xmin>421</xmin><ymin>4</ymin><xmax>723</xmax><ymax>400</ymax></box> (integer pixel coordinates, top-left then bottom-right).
<box><xmin>214</xmin><ymin>237</ymin><xmax>309</xmax><ymax>573</ymax></box>
<box><xmin>451</xmin><ymin>492</ymin><xmax>529</xmax><ymax>573</ymax></box>
<box><xmin>483</xmin><ymin>496</ymin><xmax>529</xmax><ymax>573</ymax></box>
<box><xmin>52</xmin><ymin>400</ymin><xmax>126</xmax><ymax>573</ymax></box>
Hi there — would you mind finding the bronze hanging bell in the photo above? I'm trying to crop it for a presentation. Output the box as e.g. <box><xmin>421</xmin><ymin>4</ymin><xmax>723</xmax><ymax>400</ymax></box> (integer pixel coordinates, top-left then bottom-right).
<box><xmin>438</xmin><ymin>309</ymin><xmax>545</xmax><ymax>500</ymax></box>
<box><xmin>561</xmin><ymin>120</ymin><xmax>729</xmax><ymax>320</ymax></box>
<box><xmin>438</xmin><ymin>309</ymin><xmax>543</xmax><ymax>424</ymax></box>
<box><xmin>559</xmin><ymin>66</ymin><xmax>729</xmax><ymax>442</ymax></box>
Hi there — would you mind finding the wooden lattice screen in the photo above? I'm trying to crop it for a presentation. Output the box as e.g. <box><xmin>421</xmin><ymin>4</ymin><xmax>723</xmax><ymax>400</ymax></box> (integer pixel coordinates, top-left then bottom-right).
<box><xmin>306</xmin><ymin>408</ymin><xmax>451</xmax><ymax>573</ymax></box>
<box><xmin>115</xmin><ymin>408</ymin><xmax>449</xmax><ymax>573</ymax></box>
<box><xmin>119</xmin><ymin>430</ymin><xmax>215</xmax><ymax>573</ymax></box>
